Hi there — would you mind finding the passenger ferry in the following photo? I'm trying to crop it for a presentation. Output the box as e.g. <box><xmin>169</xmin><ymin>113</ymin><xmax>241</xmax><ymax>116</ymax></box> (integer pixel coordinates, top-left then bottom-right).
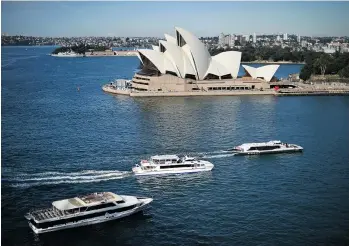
<box><xmin>229</xmin><ymin>140</ymin><xmax>303</xmax><ymax>156</ymax></box>
<box><xmin>132</xmin><ymin>155</ymin><xmax>214</xmax><ymax>176</ymax></box>
<box><xmin>51</xmin><ymin>51</ymin><xmax>82</xmax><ymax>57</ymax></box>
<box><xmin>25</xmin><ymin>192</ymin><xmax>152</xmax><ymax>234</ymax></box>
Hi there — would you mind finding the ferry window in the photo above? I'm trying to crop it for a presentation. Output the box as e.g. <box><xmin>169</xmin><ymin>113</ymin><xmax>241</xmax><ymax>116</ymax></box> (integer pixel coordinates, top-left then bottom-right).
<box><xmin>172</xmin><ymin>159</ymin><xmax>177</xmax><ymax>163</ymax></box>
<box><xmin>249</xmin><ymin>146</ymin><xmax>280</xmax><ymax>151</ymax></box>
<box><xmin>160</xmin><ymin>160</ymin><xmax>165</xmax><ymax>164</ymax></box>
<box><xmin>160</xmin><ymin>164</ymin><xmax>193</xmax><ymax>169</ymax></box>
<box><xmin>115</xmin><ymin>204</ymin><xmax>138</xmax><ymax>213</ymax></box>
<box><xmin>116</xmin><ymin>200</ymin><xmax>125</xmax><ymax>204</ymax></box>
<box><xmin>88</xmin><ymin>203</ymin><xmax>116</xmax><ymax>211</ymax></box>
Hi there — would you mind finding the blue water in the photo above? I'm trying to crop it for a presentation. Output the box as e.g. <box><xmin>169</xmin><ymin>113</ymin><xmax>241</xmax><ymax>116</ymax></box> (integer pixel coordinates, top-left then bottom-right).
<box><xmin>2</xmin><ymin>46</ymin><xmax>349</xmax><ymax>246</ymax></box>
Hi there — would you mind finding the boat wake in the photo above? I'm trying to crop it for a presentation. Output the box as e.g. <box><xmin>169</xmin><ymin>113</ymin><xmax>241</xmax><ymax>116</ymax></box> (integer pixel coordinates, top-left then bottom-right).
<box><xmin>1</xmin><ymin>55</ymin><xmax>40</xmax><ymax>68</ymax></box>
<box><xmin>5</xmin><ymin>170</ymin><xmax>132</xmax><ymax>188</ymax></box>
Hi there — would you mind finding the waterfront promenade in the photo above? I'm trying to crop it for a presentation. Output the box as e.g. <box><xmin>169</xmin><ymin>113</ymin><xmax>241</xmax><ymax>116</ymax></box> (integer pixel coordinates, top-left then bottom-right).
<box><xmin>102</xmin><ymin>84</ymin><xmax>349</xmax><ymax>97</ymax></box>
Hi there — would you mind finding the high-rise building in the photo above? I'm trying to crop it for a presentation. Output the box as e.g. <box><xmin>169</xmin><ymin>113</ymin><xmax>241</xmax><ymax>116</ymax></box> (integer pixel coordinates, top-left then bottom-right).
<box><xmin>219</xmin><ymin>33</ymin><xmax>225</xmax><ymax>46</ymax></box>
<box><xmin>229</xmin><ymin>34</ymin><xmax>235</xmax><ymax>47</ymax></box>
<box><xmin>219</xmin><ymin>33</ymin><xmax>235</xmax><ymax>47</ymax></box>
<box><xmin>276</xmin><ymin>35</ymin><xmax>281</xmax><ymax>42</ymax></box>
<box><xmin>297</xmin><ymin>34</ymin><xmax>301</xmax><ymax>43</ymax></box>
<box><xmin>283</xmin><ymin>33</ymin><xmax>288</xmax><ymax>41</ymax></box>
<box><xmin>253</xmin><ymin>33</ymin><xmax>256</xmax><ymax>43</ymax></box>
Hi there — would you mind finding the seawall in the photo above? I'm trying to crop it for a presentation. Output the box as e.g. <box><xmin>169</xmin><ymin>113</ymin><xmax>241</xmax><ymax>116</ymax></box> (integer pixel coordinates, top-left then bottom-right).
<box><xmin>130</xmin><ymin>90</ymin><xmax>275</xmax><ymax>97</ymax></box>
<box><xmin>102</xmin><ymin>84</ymin><xmax>349</xmax><ymax>97</ymax></box>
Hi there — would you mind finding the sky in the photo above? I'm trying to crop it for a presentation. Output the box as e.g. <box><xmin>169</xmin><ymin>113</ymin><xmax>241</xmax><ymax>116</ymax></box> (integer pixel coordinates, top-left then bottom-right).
<box><xmin>1</xmin><ymin>1</ymin><xmax>349</xmax><ymax>37</ymax></box>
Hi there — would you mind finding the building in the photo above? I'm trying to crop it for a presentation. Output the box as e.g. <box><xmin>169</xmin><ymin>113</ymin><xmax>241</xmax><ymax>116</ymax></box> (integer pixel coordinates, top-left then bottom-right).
<box><xmin>297</xmin><ymin>34</ymin><xmax>301</xmax><ymax>43</ymax></box>
<box><xmin>219</xmin><ymin>33</ymin><xmax>225</xmax><ymax>46</ymax></box>
<box><xmin>301</xmin><ymin>40</ymin><xmax>308</xmax><ymax>48</ymax></box>
<box><xmin>253</xmin><ymin>33</ymin><xmax>256</xmax><ymax>43</ymax></box>
<box><xmin>132</xmin><ymin>27</ymin><xmax>280</xmax><ymax>94</ymax></box>
<box><xmin>283</xmin><ymin>33</ymin><xmax>288</xmax><ymax>41</ymax></box>
<box><xmin>276</xmin><ymin>35</ymin><xmax>281</xmax><ymax>42</ymax></box>
<box><xmin>219</xmin><ymin>33</ymin><xmax>234</xmax><ymax>47</ymax></box>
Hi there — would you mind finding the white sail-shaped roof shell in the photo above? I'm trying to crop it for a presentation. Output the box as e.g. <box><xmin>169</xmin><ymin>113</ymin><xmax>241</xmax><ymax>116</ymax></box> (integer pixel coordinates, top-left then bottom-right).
<box><xmin>255</xmin><ymin>65</ymin><xmax>280</xmax><ymax>82</ymax></box>
<box><xmin>175</xmin><ymin>27</ymin><xmax>211</xmax><ymax>80</ymax></box>
<box><xmin>204</xmin><ymin>59</ymin><xmax>230</xmax><ymax>78</ymax></box>
<box><xmin>164</xmin><ymin>34</ymin><xmax>177</xmax><ymax>45</ymax></box>
<box><xmin>212</xmin><ymin>51</ymin><xmax>242</xmax><ymax>78</ymax></box>
<box><xmin>242</xmin><ymin>65</ymin><xmax>257</xmax><ymax>78</ymax></box>
<box><xmin>242</xmin><ymin>65</ymin><xmax>280</xmax><ymax>82</ymax></box>
<box><xmin>160</xmin><ymin>40</ymin><xmax>184</xmax><ymax>77</ymax></box>
<box><xmin>138</xmin><ymin>49</ymin><xmax>165</xmax><ymax>73</ymax></box>
<box><xmin>138</xmin><ymin>49</ymin><xmax>177</xmax><ymax>75</ymax></box>
<box><xmin>152</xmin><ymin>45</ymin><xmax>159</xmax><ymax>52</ymax></box>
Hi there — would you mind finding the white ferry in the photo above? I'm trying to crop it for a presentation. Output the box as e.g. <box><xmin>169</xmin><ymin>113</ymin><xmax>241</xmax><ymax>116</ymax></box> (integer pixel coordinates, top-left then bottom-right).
<box><xmin>132</xmin><ymin>155</ymin><xmax>214</xmax><ymax>176</ymax></box>
<box><xmin>51</xmin><ymin>51</ymin><xmax>82</xmax><ymax>57</ymax></box>
<box><xmin>25</xmin><ymin>192</ymin><xmax>152</xmax><ymax>234</ymax></box>
<box><xmin>229</xmin><ymin>140</ymin><xmax>303</xmax><ymax>156</ymax></box>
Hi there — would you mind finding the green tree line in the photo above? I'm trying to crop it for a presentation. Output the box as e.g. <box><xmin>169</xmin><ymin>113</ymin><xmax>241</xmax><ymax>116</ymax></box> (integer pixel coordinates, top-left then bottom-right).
<box><xmin>299</xmin><ymin>52</ymin><xmax>349</xmax><ymax>80</ymax></box>
<box><xmin>209</xmin><ymin>45</ymin><xmax>308</xmax><ymax>62</ymax></box>
<box><xmin>52</xmin><ymin>44</ymin><xmax>109</xmax><ymax>54</ymax></box>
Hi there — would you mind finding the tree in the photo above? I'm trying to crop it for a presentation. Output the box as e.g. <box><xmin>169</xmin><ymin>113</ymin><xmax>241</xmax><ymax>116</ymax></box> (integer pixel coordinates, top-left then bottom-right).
<box><xmin>314</xmin><ymin>53</ymin><xmax>332</xmax><ymax>76</ymax></box>
<box><xmin>328</xmin><ymin>53</ymin><xmax>349</xmax><ymax>74</ymax></box>
<box><xmin>299</xmin><ymin>64</ymin><xmax>312</xmax><ymax>81</ymax></box>
<box><xmin>339</xmin><ymin>65</ymin><xmax>349</xmax><ymax>78</ymax></box>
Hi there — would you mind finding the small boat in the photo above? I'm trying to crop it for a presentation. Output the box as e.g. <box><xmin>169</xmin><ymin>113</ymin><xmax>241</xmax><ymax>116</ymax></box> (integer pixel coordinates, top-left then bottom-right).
<box><xmin>51</xmin><ymin>51</ymin><xmax>82</xmax><ymax>57</ymax></box>
<box><xmin>25</xmin><ymin>192</ymin><xmax>152</xmax><ymax>234</ymax></box>
<box><xmin>132</xmin><ymin>155</ymin><xmax>214</xmax><ymax>176</ymax></box>
<box><xmin>228</xmin><ymin>140</ymin><xmax>303</xmax><ymax>156</ymax></box>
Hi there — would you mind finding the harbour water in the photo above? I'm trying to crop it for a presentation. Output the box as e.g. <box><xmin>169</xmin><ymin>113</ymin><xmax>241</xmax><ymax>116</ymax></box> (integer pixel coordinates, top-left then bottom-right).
<box><xmin>2</xmin><ymin>46</ymin><xmax>349</xmax><ymax>245</ymax></box>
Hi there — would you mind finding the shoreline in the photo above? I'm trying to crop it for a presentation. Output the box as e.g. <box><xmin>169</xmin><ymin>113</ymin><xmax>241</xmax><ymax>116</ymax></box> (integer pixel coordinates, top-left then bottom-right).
<box><xmin>242</xmin><ymin>61</ymin><xmax>305</xmax><ymax>65</ymax></box>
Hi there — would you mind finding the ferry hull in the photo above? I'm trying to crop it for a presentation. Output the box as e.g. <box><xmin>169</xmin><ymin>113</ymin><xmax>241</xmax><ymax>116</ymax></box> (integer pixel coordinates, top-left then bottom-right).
<box><xmin>233</xmin><ymin>148</ymin><xmax>303</xmax><ymax>156</ymax></box>
<box><xmin>133</xmin><ymin>167</ymin><xmax>213</xmax><ymax>176</ymax></box>
<box><xmin>28</xmin><ymin>198</ymin><xmax>152</xmax><ymax>234</ymax></box>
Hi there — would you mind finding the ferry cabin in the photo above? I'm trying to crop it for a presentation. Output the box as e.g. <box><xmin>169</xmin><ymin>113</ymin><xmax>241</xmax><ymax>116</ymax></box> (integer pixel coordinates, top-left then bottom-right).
<box><xmin>139</xmin><ymin>155</ymin><xmax>206</xmax><ymax>171</ymax></box>
<box><xmin>150</xmin><ymin>155</ymin><xmax>180</xmax><ymax>165</ymax></box>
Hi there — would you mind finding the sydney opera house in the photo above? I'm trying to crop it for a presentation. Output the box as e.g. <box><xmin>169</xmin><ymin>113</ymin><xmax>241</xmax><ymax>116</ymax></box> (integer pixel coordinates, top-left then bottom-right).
<box><xmin>131</xmin><ymin>27</ymin><xmax>280</xmax><ymax>93</ymax></box>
